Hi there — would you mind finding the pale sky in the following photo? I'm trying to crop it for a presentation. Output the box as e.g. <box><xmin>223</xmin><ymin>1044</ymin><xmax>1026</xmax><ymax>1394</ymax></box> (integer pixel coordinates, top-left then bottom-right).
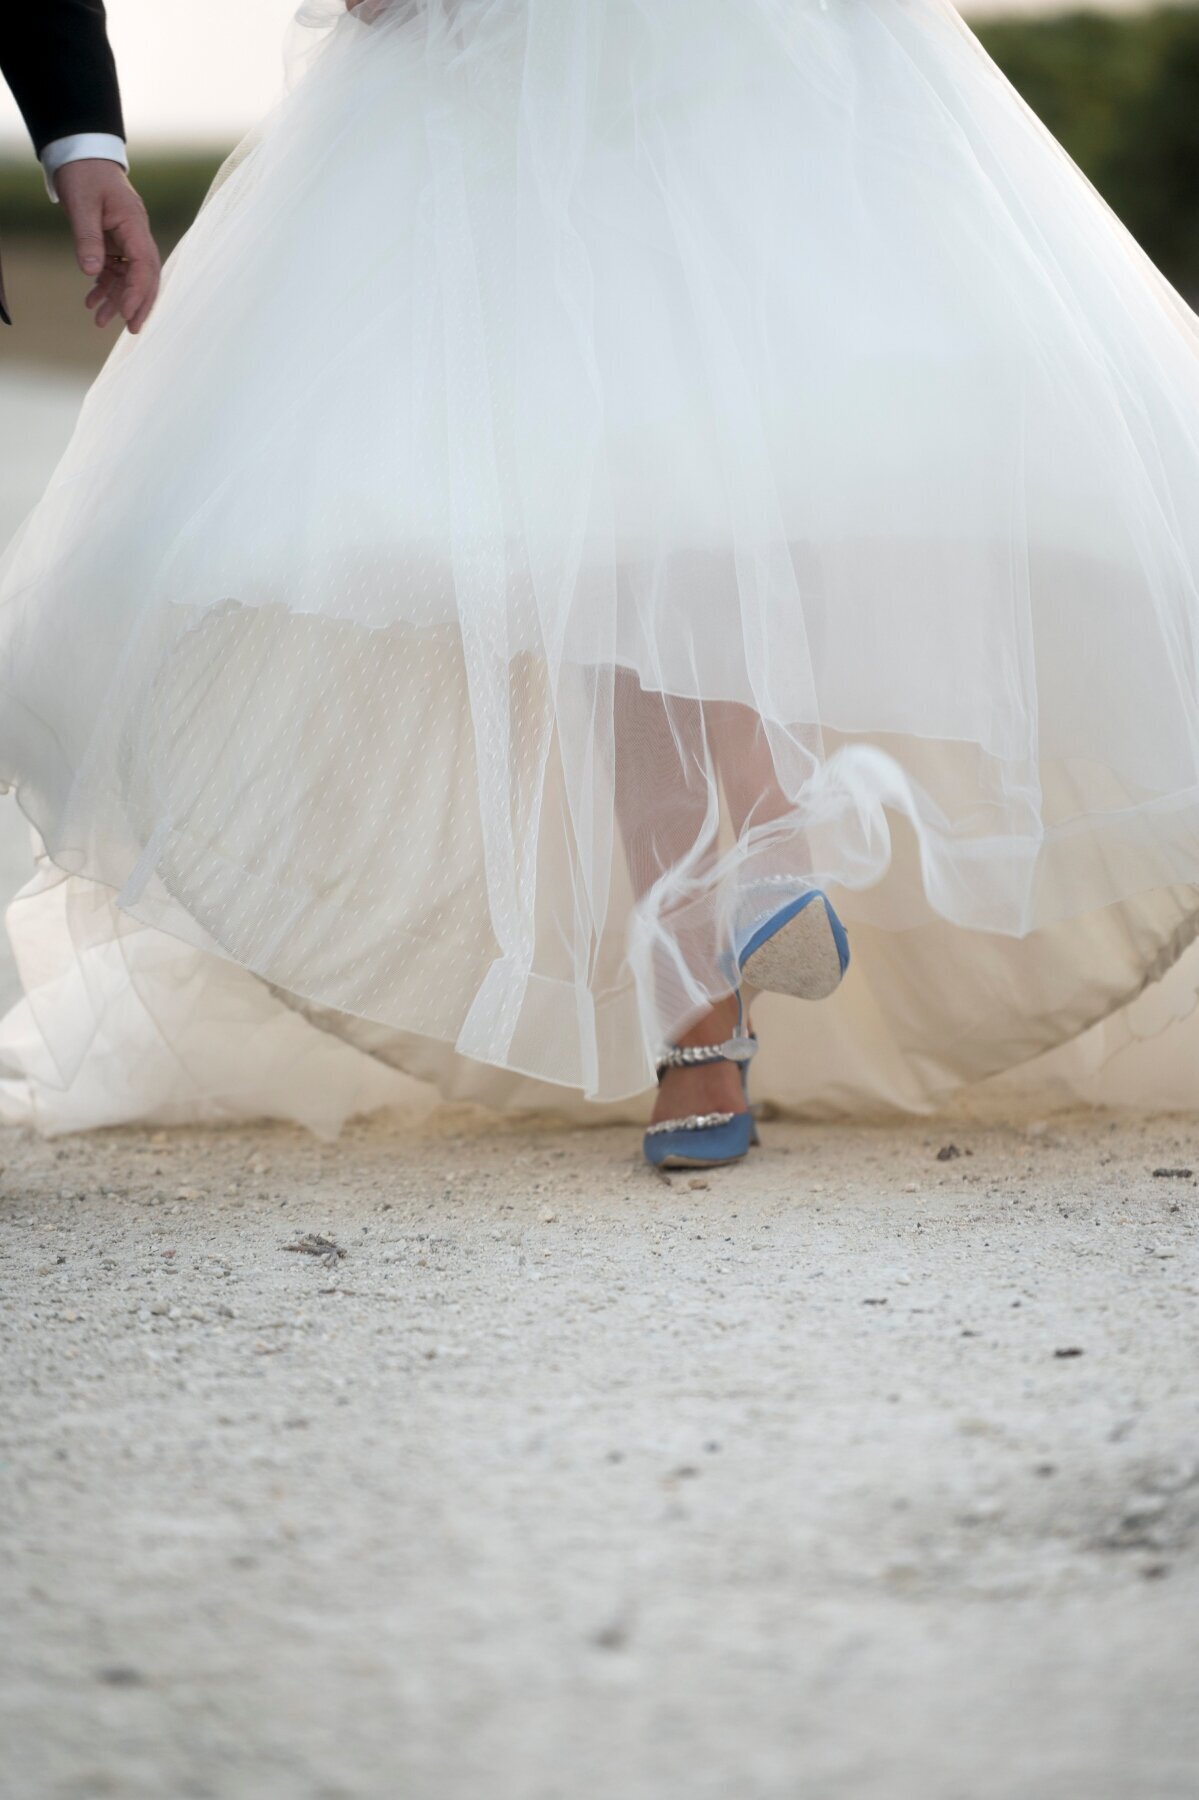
<box><xmin>0</xmin><ymin>0</ymin><xmax>299</xmax><ymax>149</ymax></box>
<box><xmin>0</xmin><ymin>0</ymin><xmax>1157</xmax><ymax>154</ymax></box>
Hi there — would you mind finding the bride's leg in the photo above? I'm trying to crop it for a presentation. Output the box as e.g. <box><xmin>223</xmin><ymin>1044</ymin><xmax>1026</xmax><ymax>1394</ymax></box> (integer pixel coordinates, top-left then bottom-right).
<box><xmin>708</xmin><ymin>699</ymin><xmax>848</xmax><ymax>1004</ymax></box>
<box><xmin>613</xmin><ymin>673</ymin><xmax>749</xmax><ymax>1125</ymax></box>
<box><xmin>707</xmin><ymin>700</ymin><xmax>797</xmax><ymax>837</ymax></box>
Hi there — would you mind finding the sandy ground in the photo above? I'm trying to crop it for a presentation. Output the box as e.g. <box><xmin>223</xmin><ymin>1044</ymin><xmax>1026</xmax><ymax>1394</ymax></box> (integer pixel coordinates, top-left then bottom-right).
<box><xmin>2</xmin><ymin>1110</ymin><xmax>1198</xmax><ymax>1800</ymax></box>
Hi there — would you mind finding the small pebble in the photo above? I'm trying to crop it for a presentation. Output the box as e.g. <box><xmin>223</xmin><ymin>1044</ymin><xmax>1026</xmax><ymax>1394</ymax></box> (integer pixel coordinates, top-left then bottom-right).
<box><xmin>959</xmin><ymin>1499</ymin><xmax>1004</xmax><ymax>1525</ymax></box>
<box><xmin>1122</xmin><ymin>1495</ymin><xmax>1168</xmax><ymax>1527</ymax></box>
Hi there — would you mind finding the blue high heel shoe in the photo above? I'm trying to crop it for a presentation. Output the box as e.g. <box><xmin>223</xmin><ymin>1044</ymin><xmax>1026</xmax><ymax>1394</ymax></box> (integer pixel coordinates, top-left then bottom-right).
<box><xmin>643</xmin><ymin>1002</ymin><xmax>760</xmax><ymax>1170</ymax></box>
<box><xmin>642</xmin><ymin>888</ymin><xmax>851</xmax><ymax>1171</ymax></box>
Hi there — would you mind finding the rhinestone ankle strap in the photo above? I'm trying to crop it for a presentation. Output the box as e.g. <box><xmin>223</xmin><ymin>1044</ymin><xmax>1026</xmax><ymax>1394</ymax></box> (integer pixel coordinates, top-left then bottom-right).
<box><xmin>655</xmin><ymin>1032</ymin><xmax>758</xmax><ymax>1080</ymax></box>
<box><xmin>645</xmin><ymin>1111</ymin><xmax>738</xmax><ymax>1136</ymax></box>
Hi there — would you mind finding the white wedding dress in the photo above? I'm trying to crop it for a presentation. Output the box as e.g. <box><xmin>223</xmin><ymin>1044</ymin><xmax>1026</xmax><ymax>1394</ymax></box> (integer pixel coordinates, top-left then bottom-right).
<box><xmin>2</xmin><ymin>0</ymin><xmax>1199</xmax><ymax>1134</ymax></box>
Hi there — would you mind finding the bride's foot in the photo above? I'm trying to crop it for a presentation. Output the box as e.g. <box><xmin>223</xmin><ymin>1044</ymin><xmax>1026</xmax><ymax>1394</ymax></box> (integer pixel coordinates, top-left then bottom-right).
<box><xmin>651</xmin><ymin>993</ymin><xmax>752</xmax><ymax>1128</ymax></box>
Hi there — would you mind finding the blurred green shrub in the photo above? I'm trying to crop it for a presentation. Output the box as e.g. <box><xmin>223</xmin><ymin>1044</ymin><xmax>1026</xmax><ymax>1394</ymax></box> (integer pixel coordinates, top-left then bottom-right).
<box><xmin>978</xmin><ymin>5</ymin><xmax>1199</xmax><ymax>294</ymax></box>
<box><xmin>0</xmin><ymin>7</ymin><xmax>1197</xmax><ymax>290</ymax></box>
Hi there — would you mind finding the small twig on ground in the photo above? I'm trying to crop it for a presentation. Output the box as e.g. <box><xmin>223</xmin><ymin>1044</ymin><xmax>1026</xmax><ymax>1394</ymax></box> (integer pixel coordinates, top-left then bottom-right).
<box><xmin>283</xmin><ymin>1234</ymin><xmax>346</xmax><ymax>1262</ymax></box>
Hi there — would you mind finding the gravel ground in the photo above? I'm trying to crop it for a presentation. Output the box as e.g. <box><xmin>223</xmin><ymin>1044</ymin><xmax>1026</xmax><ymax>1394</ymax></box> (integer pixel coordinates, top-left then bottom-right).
<box><xmin>2</xmin><ymin>1108</ymin><xmax>1197</xmax><ymax>1800</ymax></box>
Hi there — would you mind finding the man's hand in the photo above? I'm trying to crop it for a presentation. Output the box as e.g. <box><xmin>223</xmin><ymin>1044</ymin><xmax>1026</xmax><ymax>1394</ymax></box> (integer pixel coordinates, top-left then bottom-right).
<box><xmin>54</xmin><ymin>158</ymin><xmax>161</xmax><ymax>335</ymax></box>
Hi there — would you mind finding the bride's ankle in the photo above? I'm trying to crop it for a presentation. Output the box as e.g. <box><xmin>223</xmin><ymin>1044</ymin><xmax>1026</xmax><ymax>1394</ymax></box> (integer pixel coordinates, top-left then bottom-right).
<box><xmin>673</xmin><ymin>992</ymin><xmax>744</xmax><ymax>1050</ymax></box>
<box><xmin>652</xmin><ymin>995</ymin><xmax>754</xmax><ymax>1123</ymax></box>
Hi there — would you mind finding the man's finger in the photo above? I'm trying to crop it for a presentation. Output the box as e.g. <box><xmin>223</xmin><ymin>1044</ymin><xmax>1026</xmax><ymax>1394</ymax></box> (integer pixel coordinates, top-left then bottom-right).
<box><xmin>130</xmin><ymin>264</ymin><xmax>161</xmax><ymax>333</ymax></box>
<box><xmin>96</xmin><ymin>267</ymin><xmax>126</xmax><ymax>328</ymax></box>
<box><xmin>94</xmin><ymin>286</ymin><xmax>122</xmax><ymax>328</ymax></box>
<box><xmin>127</xmin><ymin>283</ymin><xmax>159</xmax><ymax>336</ymax></box>
<box><xmin>119</xmin><ymin>263</ymin><xmax>151</xmax><ymax>324</ymax></box>
<box><xmin>85</xmin><ymin>264</ymin><xmax>118</xmax><ymax>313</ymax></box>
<box><xmin>70</xmin><ymin>208</ymin><xmax>107</xmax><ymax>278</ymax></box>
<box><xmin>123</xmin><ymin>267</ymin><xmax>160</xmax><ymax>334</ymax></box>
<box><xmin>109</xmin><ymin>214</ymin><xmax>161</xmax><ymax>328</ymax></box>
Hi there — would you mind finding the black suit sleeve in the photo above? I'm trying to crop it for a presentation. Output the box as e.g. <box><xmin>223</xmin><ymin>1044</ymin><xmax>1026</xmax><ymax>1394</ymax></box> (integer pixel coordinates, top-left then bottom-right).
<box><xmin>0</xmin><ymin>0</ymin><xmax>125</xmax><ymax>156</ymax></box>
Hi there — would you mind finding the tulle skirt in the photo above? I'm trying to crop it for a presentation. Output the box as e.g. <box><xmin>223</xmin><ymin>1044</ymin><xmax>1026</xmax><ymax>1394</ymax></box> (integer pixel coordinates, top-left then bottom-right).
<box><xmin>2</xmin><ymin>0</ymin><xmax>1199</xmax><ymax>1129</ymax></box>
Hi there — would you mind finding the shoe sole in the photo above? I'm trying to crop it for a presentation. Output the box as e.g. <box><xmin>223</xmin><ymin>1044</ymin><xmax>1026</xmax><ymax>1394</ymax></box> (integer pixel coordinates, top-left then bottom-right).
<box><xmin>739</xmin><ymin>894</ymin><xmax>846</xmax><ymax>1001</ymax></box>
<box><xmin>653</xmin><ymin>1149</ymin><xmax>752</xmax><ymax>1170</ymax></box>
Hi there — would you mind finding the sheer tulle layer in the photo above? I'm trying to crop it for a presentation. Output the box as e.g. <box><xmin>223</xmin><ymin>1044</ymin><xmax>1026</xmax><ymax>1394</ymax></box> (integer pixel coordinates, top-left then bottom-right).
<box><xmin>1</xmin><ymin>0</ymin><xmax>1198</xmax><ymax>1117</ymax></box>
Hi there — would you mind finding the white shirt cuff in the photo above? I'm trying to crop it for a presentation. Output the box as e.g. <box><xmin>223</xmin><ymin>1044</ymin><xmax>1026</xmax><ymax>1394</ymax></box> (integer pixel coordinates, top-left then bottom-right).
<box><xmin>40</xmin><ymin>134</ymin><xmax>129</xmax><ymax>203</ymax></box>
